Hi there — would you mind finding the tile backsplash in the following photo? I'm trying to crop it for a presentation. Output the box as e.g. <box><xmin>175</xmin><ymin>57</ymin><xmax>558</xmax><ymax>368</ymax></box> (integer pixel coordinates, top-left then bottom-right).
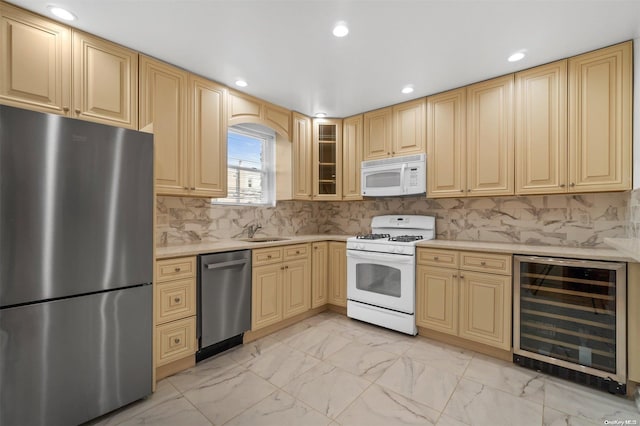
<box><xmin>157</xmin><ymin>192</ymin><xmax>631</xmax><ymax>248</ymax></box>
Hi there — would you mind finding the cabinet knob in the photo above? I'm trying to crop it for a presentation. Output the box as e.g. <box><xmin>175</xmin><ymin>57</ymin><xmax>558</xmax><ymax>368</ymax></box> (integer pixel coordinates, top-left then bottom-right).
<box><xmin>560</xmin><ymin>184</ymin><xmax>566</xmax><ymax>188</ymax></box>
<box><xmin>459</xmin><ymin>274</ymin><xmax>465</xmax><ymax>279</ymax></box>
<box><xmin>174</xmin><ymin>297</ymin><xmax>181</xmax><ymax>303</ymax></box>
<box><xmin>174</xmin><ymin>338</ymin><xmax>180</xmax><ymax>344</ymax></box>
<box><xmin>453</xmin><ymin>274</ymin><xmax>457</xmax><ymax>278</ymax></box>
<box><xmin>296</xmin><ymin>250</ymin><xmax>300</xmax><ymax>254</ymax></box>
<box><xmin>183</xmin><ymin>186</ymin><xmax>189</xmax><ymax>190</ymax></box>
<box><xmin>392</xmin><ymin>151</ymin><xmax>395</xmax><ymax>155</ymax></box>
<box><xmin>434</xmin><ymin>256</ymin><xmax>439</xmax><ymax>260</ymax></box>
<box><xmin>191</xmin><ymin>187</ymin><xmax>196</xmax><ymax>190</ymax></box>
<box><xmin>174</xmin><ymin>267</ymin><xmax>181</xmax><ymax>272</ymax></box>
<box><xmin>267</xmin><ymin>255</ymin><xmax>272</xmax><ymax>259</ymax></box>
<box><xmin>314</xmin><ymin>246</ymin><xmax>318</xmax><ymax>250</ymax></box>
<box><xmin>280</xmin><ymin>266</ymin><xmax>284</xmax><ymax>270</ymax></box>
<box><xmin>460</xmin><ymin>189</ymin><xmax>464</xmax><ymax>192</ymax></box>
<box><xmin>387</xmin><ymin>152</ymin><xmax>390</xmax><ymax>155</ymax></box>
<box><xmin>480</xmin><ymin>261</ymin><xmax>486</xmax><ymax>266</ymax></box>
<box><xmin>285</xmin><ymin>265</ymin><xmax>289</xmax><ymax>269</ymax></box>
<box><xmin>570</xmin><ymin>183</ymin><xmax>576</xmax><ymax>187</ymax></box>
<box><xmin>467</xmin><ymin>189</ymin><xmax>471</xmax><ymax>192</ymax></box>
<box><xmin>62</xmin><ymin>106</ymin><xmax>69</xmax><ymax>112</ymax></box>
<box><xmin>74</xmin><ymin>108</ymin><xmax>81</xmax><ymax>114</ymax></box>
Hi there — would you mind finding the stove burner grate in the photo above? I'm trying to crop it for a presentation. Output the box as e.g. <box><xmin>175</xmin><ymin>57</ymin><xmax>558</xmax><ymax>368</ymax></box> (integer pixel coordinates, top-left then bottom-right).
<box><xmin>389</xmin><ymin>235</ymin><xmax>424</xmax><ymax>242</ymax></box>
<box><xmin>356</xmin><ymin>233</ymin><xmax>391</xmax><ymax>240</ymax></box>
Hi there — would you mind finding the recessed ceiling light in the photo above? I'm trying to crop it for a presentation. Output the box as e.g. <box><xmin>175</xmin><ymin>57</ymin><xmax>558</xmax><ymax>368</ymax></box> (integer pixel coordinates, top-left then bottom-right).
<box><xmin>315</xmin><ymin>112</ymin><xmax>327</xmax><ymax>118</ymax></box>
<box><xmin>235</xmin><ymin>80</ymin><xmax>248</xmax><ymax>87</ymax></box>
<box><xmin>332</xmin><ymin>22</ymin><xmax>349</xmax><ymax>37</ymax></box>
<box><xmin>508</xmin><ymin>52</ymin><xmax>526</xmax><ymax>62</ymax></box>
<box><xmin>401</xmin><ymin>85</ymin><xmax>414</xmax><ymax>94</ymax></box>
<box><xmin>47</xmin><ymin>5</ymin><xmax>76</xmax><ymax>21</ymax></box>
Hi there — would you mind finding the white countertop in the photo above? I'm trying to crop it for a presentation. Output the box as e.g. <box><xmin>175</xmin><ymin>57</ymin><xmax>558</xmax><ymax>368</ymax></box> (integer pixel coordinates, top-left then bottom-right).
<box><xmin>156</xmin><ymin>234</ymin><xmax>349</xmax><ymax>259</ymax></box>
<box><xmin>157</xmin><ymin>234</ymin><xmax>637</xmax><ymax>263</ymax></box>
<box><xmin>604</xmin><ymin>237</ymin><xmax>640</xmax><ymax>262</ymax></box>
<box><xmin>416</xmin><ymin>239</ymin><xmax>636</xmax><ymax>262</ymax></box>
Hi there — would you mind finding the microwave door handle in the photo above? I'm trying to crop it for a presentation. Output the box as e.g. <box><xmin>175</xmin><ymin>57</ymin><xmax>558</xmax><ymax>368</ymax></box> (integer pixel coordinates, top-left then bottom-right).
<box><xmin>400</xmin><ymin>163</ymin><xmax>407</xmax><ymax>193</ymax></box>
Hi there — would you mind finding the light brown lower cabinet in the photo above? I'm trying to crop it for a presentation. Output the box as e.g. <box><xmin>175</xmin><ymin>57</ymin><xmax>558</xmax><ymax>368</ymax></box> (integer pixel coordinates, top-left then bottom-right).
<box><xmin>154</xmin><ymin>256</ymin><xmax>197</xmax><ymax>379</ymax></box>
<box><xmin>328</xmin><ymin>242</ymin><xmax>347</xmax><ymax>307</ymax></box>
<box><xmin>416</xmin><ymin>248</ymin><xmax>512</xmax><ymax>351</ymax></box>
<box><xmin>251</xmin><ymin>244</ymin><xmax>311</xmax><ymax>331</ymax></box>
<box><xmin>311</xmin><ymin>242</ymin><xmax>329</xmax><ymax>308</ymax></box>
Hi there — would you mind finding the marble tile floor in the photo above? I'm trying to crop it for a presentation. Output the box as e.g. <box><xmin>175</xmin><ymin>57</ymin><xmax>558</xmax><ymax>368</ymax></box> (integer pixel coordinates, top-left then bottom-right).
<box><xmin>92</xmin><ymin>312</ymin><xmax>640</xmax><ymax>426</ymax></box>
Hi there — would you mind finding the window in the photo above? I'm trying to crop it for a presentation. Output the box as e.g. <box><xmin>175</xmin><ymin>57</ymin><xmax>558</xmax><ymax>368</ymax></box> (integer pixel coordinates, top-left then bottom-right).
<box><xmin>213</xmin><ymin>124</ymin><xmax>275</xmax><ymax>206</ymax></box>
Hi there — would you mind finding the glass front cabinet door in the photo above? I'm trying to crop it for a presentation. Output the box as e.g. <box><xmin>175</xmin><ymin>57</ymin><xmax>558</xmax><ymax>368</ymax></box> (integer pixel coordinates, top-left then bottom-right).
<box><xmin>313</xmin><ymin>119</ymin><xmax>342</xmax><ymax>200</ymax></box>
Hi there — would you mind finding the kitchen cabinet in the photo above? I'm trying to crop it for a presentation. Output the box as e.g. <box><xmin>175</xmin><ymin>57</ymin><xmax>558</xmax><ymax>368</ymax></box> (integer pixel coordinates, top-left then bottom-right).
<box><xmin>568</xmin><ymin>41</ymin><xmax>632</xmax><ymax>192</ymax></box>
<box><xmin>466</xmin><ymin>75</ymin><xmax>514</xmax><ymax>196</ymax></box>
<box><xmin>363</xmin><ymin>98</ymin><xmax>425</xmax><ymax>161</ymax></box>
<box><xmin>189</xmin><ymin>75</ymin><xmax>227</xmax><ymax>197</ymax></box>
<box><xmin>292</xmin><ymin>112</ymin><xmax>313</xmax><ymax>200</ymax></box>
<box><xmin>515</xmin><ymin>60</ymin><xmax>568</xmax><ymax>194</ymax></box>
<box><xmin>426</xmin><ymin>88</ymin><xmax>466</xmax><ymax>197</ymax></box>
<box><xmin>311</xmin><ymin>242</ymin><xmax>329</xmax><ymax>308</ymax></box>
<box><xmin>0</xmin><ymin>2</ymin><xmax>71</xmax><ymax>115</ymax></box>
<box><xmin>139</xmin><ymin>55</ymin><xmax>188</xmax><ymax>195</ymax></box>
<box><xmin>328</xmin><ymin>241</ymin><xmax>347</xmax><ymax>307</ymax></box>
<box><xmin>0</xmin><ymin>5</ymin><xmax>137</xmax><ymax>129</ymax></box>
<box><xmin>73</xmin><ymin>30</ymin><xmax>138</xmax><ymax>129</ymax></box>
<box><xmin>251</xmin><ymin>244</ymin><xmax>311</xmax><ymax>331</ymax></box>
<box><xmin>416</xmin><ymin>248</ymin><xmax>512</xmax><ymax>351</ymax></box>
<box><xmin>342</xmin><ymin>114</ymin><xmax>363</xmax><ymax>201</ymax></box>
<box><xmin>228</xmin><ymin>90</ymin><xmax>291</xmax><ymax>140</ymax></box>
<box><xmin>154</xmin><ymin>256</ymin><xmax>197</xmax><ymax>379</ymax></box>
<box><xmin>628</xmin><ymin>263</ymin><xmax>640</xmax><ymax>383</ymax></box>
<box><xmin>313</xmin><ymin>118</ymin><xmax>343</xmax><ymax>200</ymax></box>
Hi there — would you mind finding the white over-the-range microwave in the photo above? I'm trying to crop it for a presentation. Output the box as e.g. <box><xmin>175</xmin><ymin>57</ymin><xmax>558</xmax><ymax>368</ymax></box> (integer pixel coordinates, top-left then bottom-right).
<box><xmin>361</xmin><ymin>153</ymin><xmax>426</xmax><ymax>197</ymax></box>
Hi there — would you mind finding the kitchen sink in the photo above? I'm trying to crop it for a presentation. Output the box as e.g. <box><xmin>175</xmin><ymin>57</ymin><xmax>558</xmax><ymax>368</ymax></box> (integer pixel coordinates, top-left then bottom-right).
<box><xmin>239</xmin><ymin>237</ymin><xmax>290</xmax><ymax>243</ymax></box>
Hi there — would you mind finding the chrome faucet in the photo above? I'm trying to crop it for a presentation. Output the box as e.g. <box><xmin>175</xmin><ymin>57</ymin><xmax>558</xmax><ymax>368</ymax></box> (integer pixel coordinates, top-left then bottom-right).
<box><xmin>246</xmin><ymin>223</ymin><xmax>262</xmax><ymax>238</ymax></box>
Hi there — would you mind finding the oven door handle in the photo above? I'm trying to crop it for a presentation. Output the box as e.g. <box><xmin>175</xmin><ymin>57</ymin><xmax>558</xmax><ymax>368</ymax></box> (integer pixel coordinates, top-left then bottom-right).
<box><xmin>347</xmin><ymin>250</ymin><xmax>414</xmax><ymax>264</ymax></box>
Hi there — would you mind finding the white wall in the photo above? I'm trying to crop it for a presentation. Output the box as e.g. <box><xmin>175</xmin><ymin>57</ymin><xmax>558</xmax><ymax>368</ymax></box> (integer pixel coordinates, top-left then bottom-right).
<box><xmin>634</xmin><ymin>37</ymin><xmax>640</xmax><ymax>189</ymax></box>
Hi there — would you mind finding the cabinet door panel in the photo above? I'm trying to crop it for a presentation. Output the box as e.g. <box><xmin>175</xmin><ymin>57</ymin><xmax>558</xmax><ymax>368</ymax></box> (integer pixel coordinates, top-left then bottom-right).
<box><xmin>190</xmin><ymin>76</ymin><xmax>227</xmax><ymax>197</ymax></box>
<box><xmin>311</xmin><ymin>242</ymin><xmax>329</xmax><ymax>308</ymax></box>
<box><xmin>342</xmin><ymin>115</ymin><xmax>363</xmax><ymax>200</ymax></box>
<box><xmin>516</xmin><ymin>60</ymin><xmax>568</xmax><ymax>194</ymax></box>
<box><xmin>264</xmin><ymin>103</ymin><xmax>291</xmax><ymax>140</ymax></box>
<box><xmin>416</xmin><ymin>265</ymin><xmax>458</xmax><ymax>335</ymax></box>
<box><xmin>328</xmin><ymin>242</ymin><xmax>347</xmax><ymax>306</ymax></box>
<box><xmin>459</xmin><ymin>271</ymin><xmax>511</xmax><ymax>350</ymax></box>
<box><xmin>363</xmin><ymin>107</ymin><xmax>392</xmax><ymax>160</ymax></box>
<box><xmin>568</xmin><ymin>41</ymin><xmax>632</xmax><ymax>192</ymax></box>
<box><xmin>73</xmin><ymin>31</ymin><xmax>137</xmax><ymax>129</ymax></box>
<box><xmin>292</xmin><ymin>112</ymin><xmax>313</xmax><ymax>200</ymax></box>
<box><xmin>0</xmin><ymin>4</ymin><xmax>70</xmax><ymax>115</ymax></box>
<box><xmin>467</xmin><ymin>75</ymin><xmax>514</xmax><ymax>196</ymax></box>
<box><xmin>313</xmin><ymin>118</ymin><xmax>342</xmax><ymax>200</ymax></box>
<box><xmin>283</xmin><ymin>258</ymin><xmax>311</xmax><ymax>319</ymax></box>
<box><xmin>252</xmin><ymin>264</ymin><xmax>282</xmax><ymax>330</ymax></box>
<box><xmin>427</xmin><ymin>88</ymin><xmax>466</xmax><ymax>197</ymax></box>
<box><xmin>139</xmin><ymin>56</ymin><xmax>188</xmax><ymax>195</ymax></box>
<box><xmin>393</xmin><ymin>98</ymin><xmax>425</xmax><ymax>156</ymax></box>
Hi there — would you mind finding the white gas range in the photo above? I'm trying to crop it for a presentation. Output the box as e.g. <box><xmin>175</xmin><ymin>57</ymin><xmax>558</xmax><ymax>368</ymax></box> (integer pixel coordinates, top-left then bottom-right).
<box><xmin>346</xmin><ymin>215</ymin><xmax>435</xmax><ymax>335</ymax></box>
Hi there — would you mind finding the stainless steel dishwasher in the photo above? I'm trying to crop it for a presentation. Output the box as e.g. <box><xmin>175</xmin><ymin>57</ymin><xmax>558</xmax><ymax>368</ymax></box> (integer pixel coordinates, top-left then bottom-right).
<box><xmin>197</xmin><ymin>250</ymin><xmax>251</xmax><ymax>361</ymax></box>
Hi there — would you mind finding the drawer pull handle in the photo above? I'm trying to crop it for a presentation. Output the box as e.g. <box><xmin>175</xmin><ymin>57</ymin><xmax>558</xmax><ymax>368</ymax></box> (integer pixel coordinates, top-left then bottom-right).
<box><xmin>296</xmin><ymin>250</ymin><xmax>300</xmax><ymax>254</ymax></box>
<box><xmin>434</xmin><ymin>256</ymin><xmax>439</xmax><ymax>260</ymax></box>
<box><xmin>75</xmin><ymin>108</ymin><xmax>81</xmax><ymax>114</ymax></box>
<box><xmin>459</xmin><ymin>274</ymin><xmax>465</xmax><ymax>279</ymax></box>
<box><xmin>174</xmin><ymin>267</ymin><xmax>181</xmax><ymax>272</ymax></box>
<box><xmin>480</xmin><ymin>261</ymin><xmax>486</xmax><ymax>266</ymax></box>
<box><xmin>267</xmin><ymin>255</ymin><xmax>272</xmax><ymax>259</ymax></box>
<box><xmin>285</xmin><ymin>265</ymin><xmax>289</xmax><ymax>269</ymax></box>
<box><xmin>174</xmin><ymin>297</ymin><xmax>181</xmax><ymax>303</ymax></box>
<box><xmin>453</xmin><ymin>274</ymin><xmax>457</xmax><ymax>278</ymax></box>
<box><xmin>174</xmin><ymin>338</ymin><xmax>181</xmax><ymax>344</ymax></box>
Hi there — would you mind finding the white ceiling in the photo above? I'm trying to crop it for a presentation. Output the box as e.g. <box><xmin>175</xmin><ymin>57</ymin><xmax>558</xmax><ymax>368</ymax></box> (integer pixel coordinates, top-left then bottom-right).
<box><xmin>9</xmin><ymin>0</ymin><xmax>640</xmax><ymax>118</ymax></box>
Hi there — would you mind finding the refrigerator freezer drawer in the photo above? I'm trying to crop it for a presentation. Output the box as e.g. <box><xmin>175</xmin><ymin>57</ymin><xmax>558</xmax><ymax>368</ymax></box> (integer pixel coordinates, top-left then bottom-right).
<box><xmin>0</xmin><ymin>285</ymin><xmax>152</xmax><ymax>426</ymax></box>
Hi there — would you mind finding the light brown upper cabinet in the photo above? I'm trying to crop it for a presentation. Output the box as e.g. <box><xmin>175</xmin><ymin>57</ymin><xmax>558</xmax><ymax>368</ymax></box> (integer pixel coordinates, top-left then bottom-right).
<box><xmin>73</xmin><ymin>31</ymin><xmax>138</xmax><ymax>129</ymax></box>
<box><xmin>427</xmin><ymin>88</ymin><xmax>467</xmax><ymax>197</ymax></box>
<box><xmin>228</xmin><ymin>90</ymin><xmax>291</xmax><ymax>140</ymax></box>
<box><xmin>466</xmin><ymin>75</ymin><xmax>514</xmax><ymax>196</ymax></box>
<box><xmin>189</xmin><ymin>75</ymin><xmax>227</xmax><ymax>198</ymax></box>
<box><xmin>568</xmin><ymin>41</ymin><xmax>632</xmax><ymax>192</ymax></box>
<box><xmin>292</xmin><ymin>112</ymin><xmax>313</xmax><ymax>200</ymax></box>
<box><xmin>0</xmin><ymin>2</ymin><xmax>71</xmax><ymax>115</ymax></box>
<box><xmin>515</xmin><ymin>60</ymin><xmax>567</xmax><ymax>195</ymax></box>
<box><xmin>139</xmin><ymin>55</ymin><xmax>188</xmax><ymax>195</ymax></box>
<box><xmin>0</xmin><ymin>4</ymin><xmax>137</xmax><ymax>129</ymax></box>
<box><xmin>313</xmin><ymin>118</ymin><xmax>343</xmax><ymax>200</ymax></box>
<box><xmin>342</xmin><ymin>114</ymin><xmax>363</xmax><ymax>200</ymax></box>
<box><xmin>363</xmin><ymin>98</ymin><xmax>426</xmax><ymax>161</ymax></box>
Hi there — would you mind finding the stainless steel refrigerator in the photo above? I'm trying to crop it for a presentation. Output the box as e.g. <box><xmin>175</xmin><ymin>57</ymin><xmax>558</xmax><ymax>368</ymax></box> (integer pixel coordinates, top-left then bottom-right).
<box><xmin>0</xmin><ymin>105</ymin><xmax>154</xmax><ymax>425</ymax></box>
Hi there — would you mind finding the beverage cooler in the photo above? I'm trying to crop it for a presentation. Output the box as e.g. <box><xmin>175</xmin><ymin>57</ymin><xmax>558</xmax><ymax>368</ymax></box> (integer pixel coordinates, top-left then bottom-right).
<box><xmin>513</xmin><ymin>256</ymin><xmax>627</xmax><ymax>394</ymax></box>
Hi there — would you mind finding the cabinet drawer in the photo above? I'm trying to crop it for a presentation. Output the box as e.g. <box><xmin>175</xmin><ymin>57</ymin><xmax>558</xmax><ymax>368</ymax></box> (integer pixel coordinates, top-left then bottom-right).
<box><xmin>156</xmin><ymin>257</ymin><xmax>196</xmax><ymax>282</ymax></box>
<box><xmin>460</xmin><ymin>251</ymin><xmax>512</xmax><ymax>275</ymax></box>
<box><xmin>156</xmin><ymin>278</ymin><xmax>196</xmax><ymax>325</ymax></box>
<box><xmin>253</xmin><ymin>247</ymin><xmax>283</xmax><ymax>266</ymax></box>
<box><xmin>156</xmin><ymin>316</ymin><xmax>196</xmax><ymax>366</ymax></box>
<box><xmin>417</xmin><ymin>248</ymin><xmax>459</xmax><ymax>268</ymax></box>
<box><xmin>284</xmin><ymin>243</ymin><xmax>310</xmax><ymax>261</ymax></box>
